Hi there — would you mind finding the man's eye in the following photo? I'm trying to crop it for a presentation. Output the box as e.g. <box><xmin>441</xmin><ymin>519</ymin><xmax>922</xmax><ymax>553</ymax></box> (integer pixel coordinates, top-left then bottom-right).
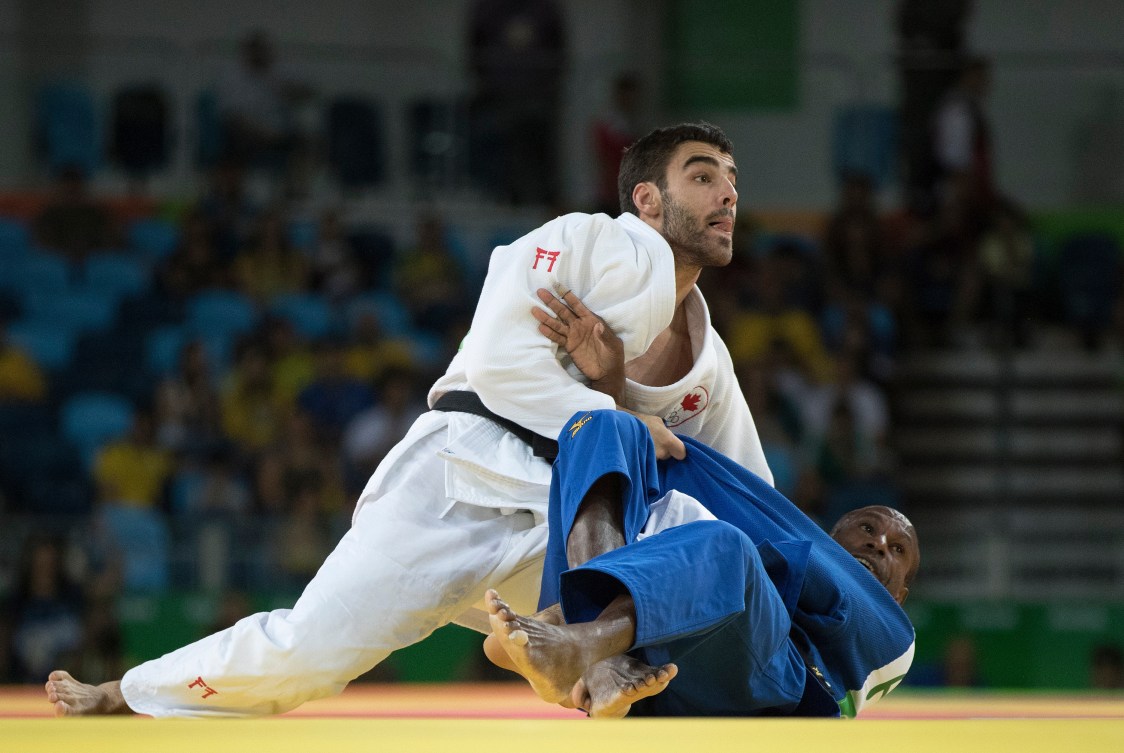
<box><xmin>861</xmin><ymin>524</ymin><xmax>873</xmax><ymax>533</ymax></box>
<box><xmin>893</xmin><ymin>545</ymin><xmax>904</xmax><ymax>554</ymax></box>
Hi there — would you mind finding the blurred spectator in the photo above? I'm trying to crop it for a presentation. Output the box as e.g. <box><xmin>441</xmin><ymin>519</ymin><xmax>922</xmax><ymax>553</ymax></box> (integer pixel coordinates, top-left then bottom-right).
<box><xmin>205</xmin><ymin>589</ymin><xmax>253</xmax><ymax>635</ymax></box>
<box><xmin>896</xmin><ymin>0</ymin><xmax>974</xmax><ymax>215</ymax></box>
<box><xmin>297</xmin><ymin>340</ymin><xmax>375</xmax><ymax>443</ymax></box>
<box><xmin>392</xmin><ymin>213</ymin><xmax>471</xmax><ymax>333</ymax></box>
<box><xmin>275</xmin><ymin>470</ymin><xmax>335</xmax><ymax>587</ymax></box>
<box><xmin>73</xmin><ymin>596</ymin><xmax>124</xmax><ymax>686</ymax></box>
<box><xmin>158</xmin><ymin>211</ymin><xmax>233</xmax><ymax>300</ymax></box>
<box><xmin>931</xmin><ymin>56</ymin><xmax>996</xmax><ymax>234</ymax></box>
<box><xmin>0</xmin><ymin>318</ymin><xmax>48</xmax><ymax>403</ymax></box>
<box><xmin>800</xmin><ymin>350</ymin><xmax>891</xmax><ymax>481</ymax></box>
<box><xmin>823</xmin><ymin>173</ymin><xmax>886</xmax><ymax>295</ymax></box>
<box><xmin>234</xmin><ymin>210</ymin><xmax>309</xmax><ymax>303</ymax></box>
<box><xmin>735</xmin><ymin>359</ymin><xmax>803</xmax><ymax>499</ymax></box>
<box><xmin>93</xmin><ymin>409</ymin><xmax>174</xmax><ymax>510</ymax></box>
<box><xmin>468</xmin><ymin>0</ymin><xmax>565</xmax><ymax>205</ymax></box>
<box><xmin>726</xmin><ymin>249</ymin><xmax>832</xmax><ymax>383</ymax></box>
<box><xmin>221</xmin><ymin>342</ymin><xmax>290</xmax><ymax>452</ymax></box>
<box><xmin>976</xmin><ymin>200</ymin><xmax>1037</xmax><ymax>347</ymax></box>
<box><xmin>215</xmin><ymin>30</ymin><xmax>314</xmax><ymax>187</ymax></box>
<box><xmin>307</xmin><ymin>209</ymin><xmax>362</xmax><ymax>301</ymax></box>
<box><xmin>903</xmin><ymin>199</ymin><xmax>982</xmax><ymax>347</ymax></box>
<box><xmin>1089</xmin><ymin>643</ymin><xmax>1124</xmax><ymax>690</ymax></box>
<box><xmin>33</xmin><ymin>165</ymin><xmax>117</xmax><ymax>261</ymax></box>
<box><xmin>154</xmin><ymin>339</ymin><xmax>224</xmax><ymax>456</ymax></box>
<box><xmin>253</xmin><ymin>411</ymin><xmax>348</xmax><ymax>518</ymax></box>
<box><xmin>0</xmin><ymin>536</ymin><xmax>84</xmax><ymax>683</ymax></box>
<box><xmin>590</xmin><ymin>72</ymin><xmax>642</xmax><ymax>215</ymax></box>
<box><xmin>170</xmin><ymin>449</ymin><xmax>252</xmax><ymax>520</ymax></box>
<box><xmin>342</xmin><ymin>311</ymin><xmax>416</xmax><ymax>384</ymax></box>
<box><xmin>342</xmin><ymin>368</ymin><xmax>428</xmax><ymax>490</ymax></box>
<box><xmin>942</xmin><ymin>635</ymin><xmax>983</xmax><ymax>687</ymax></box>
<box><xmin>263</xmin><ymin>316</ymin><xmax>317</xmax><ymax>407</ymax></box>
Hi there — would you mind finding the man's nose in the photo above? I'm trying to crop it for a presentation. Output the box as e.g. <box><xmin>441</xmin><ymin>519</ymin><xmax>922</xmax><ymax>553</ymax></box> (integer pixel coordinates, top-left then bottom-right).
<box><xmin>722</xmin><ymin>179</ymin><xmax>738</xmax><ymax>206</ymax></box>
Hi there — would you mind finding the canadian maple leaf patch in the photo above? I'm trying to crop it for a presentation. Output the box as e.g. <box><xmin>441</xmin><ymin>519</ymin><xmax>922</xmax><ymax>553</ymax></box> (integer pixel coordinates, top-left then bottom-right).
<box><xmin>663</xmin><ymin>386</ymin><xmax>709</xmax><ymax>428</ymax></box>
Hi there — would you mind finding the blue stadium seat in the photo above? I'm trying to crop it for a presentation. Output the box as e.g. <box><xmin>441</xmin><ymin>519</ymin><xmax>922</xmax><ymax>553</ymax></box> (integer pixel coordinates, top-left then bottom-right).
<box><xmin>326</xmin><ymin>96</ymin><xmax>387</xmax><ymax>188</ymax></box>
<box><xmin>83</xmin><ymin>252</ymin><xmax>150</xmax><ymax>298</ymax></box>
<box><xmin>832</xmin><ymin>103</ymin><xmax>898</xmax><ymax>189</ymax></box>
<box><xmin>21</xmin><ymin>289</ymin><xmax>119</xmax><ymax>334</ymax></box>
<box><xmin>270</xmin><ymin>292</ymin><xmax>335</xmax><ymax>340</ymax></box>
<box><xmin>59</xmin><ymin>391</ymin><xmax>134</xmax><ymax>467</ymax></box>
<box><xmin>0</xmin><ymin>218</ymin><xmax>32</xmax><ymax>258</ymax></box>
<box><xmin>5</xmin><ymin>320</ymin><xmax>76</xmax><ymax>371</ymax></box>
<box><xmin>145</xmin><ymin>324</ymin><xmax>186</xmax><ymax>376</ymax></box>
<box><xmin>345</xmin><ymin>291</ymin><xmax>412</xmax><ymax>336</ymax></box>
<box><xmin>1058</xmin><ymin>233</ymin><xmax>1122</xmax><ymax>331</ymax></box>
<box><xmin>0</xmin><ymin>254</ymin><xmax>71</xmax><ymax>294</ymax></box>
<box><xmin>195</xmin><ymin>90</ymin><xmax>223</xmax><ymax>167</ymax></box>
<box><xmin>287</xmin><ymin>218</ymin><xmax>319</xmax><ymax>252</ymax></box>
<box><xmin>127</xmin><ymin>217</ymin><xmax>181</xmax><ymax>260</ymax></box>
<box><xmin>98</xmin><ymin>504</ymin><xmax>170</xmax><ymax>592</ymax></box>
<box><xmin>37</xmin><ymin>81</ymin><xmax>101</xmax><ymax>175</ymax></box>
<box><xmin>185</xmin><ymin>289</ymin><xmax>259</xmax><ymax>338</ymax></box>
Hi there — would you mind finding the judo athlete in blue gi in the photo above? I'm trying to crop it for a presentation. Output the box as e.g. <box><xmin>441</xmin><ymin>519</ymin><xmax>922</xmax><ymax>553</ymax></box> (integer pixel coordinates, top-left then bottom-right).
<box><xmin>485</xmin><ymin>409</ymin><xmax>919</xmax><ymax>717</ymax></box>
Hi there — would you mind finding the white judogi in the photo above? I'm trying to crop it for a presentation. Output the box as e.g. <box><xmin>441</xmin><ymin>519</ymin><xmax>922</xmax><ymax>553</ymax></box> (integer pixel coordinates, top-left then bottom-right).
<box><xmin>120</xmin><ymin>212</ymin><xmax>771</xmax><ymax>717</ymax></box>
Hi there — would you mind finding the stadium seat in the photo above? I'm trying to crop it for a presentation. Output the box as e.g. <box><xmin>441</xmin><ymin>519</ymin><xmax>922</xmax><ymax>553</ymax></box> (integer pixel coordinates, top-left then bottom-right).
<box><xmin>1058</xmin><ymin>233</ymin><xmax>1122</xmax><ymax>333</ymax></box>
<box><xmin>20</xmin><ymin>289</ymin><xmax>119</xmax><ymax>334</ymax></box>
<box><xmin>127</xmin><ymin>217</ymin><xmax>181</xmax><ymax>260</ymax></box>
<box><xmin>345</xmin><ymin>291</ymin><xmax>412</xmax><ymax>336</ymax></box>
<box><xmin>145</xmin><ymin>324</ymin><xmax>187</xmax><ymax>377</ymax></box>
<box><xmin>832</xmin><ymin>103</ymin><xmax>898</xmax><ymax>189</ymax></box>
<box><xmin>59</xmin><ymin>391</ymin><xmax>134</xmax><ymax>467</ymax></box>
<box><xmin>83</xmin><ymin>252</ymin><xmax>150</xmax><ymax>298</ymax></box>
<box><xmin>110</xmin><ymin>85</ymin><xmax>171</xmax><ymax>176</ymax></box>
<box><xmin>270</xmin><ymin>292</ymin><xmax>335</xmax><ymax>340</ymax></box>
<box><xmin>287</xmin><ymin>218</ymin><xmax>319</xmax><ymax>252</ymax></box>
<box><xmin>194</xmin><ymin>90</ymin><xmax>223</xmax><ymax>168</ymax></box>
<box><xmin>97</xmin><ymin>504</ymin><xmax>171</xmax><ymax>592</ymax></box>
<box><xmin>36</xmin><ymin>80</ymin><xmax>101</xmax><ymax>175</ymax></box>
<box><xmin>0</xmin><ymin>218</ymin><xmax>31</xmax><ymax>258</ymax></box>
<box><xmin>326</xmin><ymin>96</ymin><xmax>387</xmax><ymax>188</ymax></box>
<box><xmin>185</xmin><ymin>289</ymin><xmax>259</xmax><ymax>338</ymax></box>
<box><xmin>5</xmin><ymin>320</ymin><xmax>76</xmax><ymax>371</ymax></box>
<box><xmin>0</xmin><ymin>254</ymin><xmax>71</xmax><ymax>294</ymax></box>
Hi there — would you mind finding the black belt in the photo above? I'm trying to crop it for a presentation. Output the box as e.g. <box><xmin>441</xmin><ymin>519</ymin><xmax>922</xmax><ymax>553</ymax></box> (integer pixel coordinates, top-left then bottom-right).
<box><xmin>432</xmin><ymin>390</ymin><xmax>559</xmax><ymax>461</ymax></box>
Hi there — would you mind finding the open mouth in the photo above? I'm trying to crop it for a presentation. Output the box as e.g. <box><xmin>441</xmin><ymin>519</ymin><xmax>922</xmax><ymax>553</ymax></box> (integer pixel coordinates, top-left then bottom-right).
<box><xmin>708</xmin><ymin>219</ymin><xmax>733</xmax><ymax>234</ymax></box>
<box><xmin>854</xmin><ymin>555</ymin><xmax>879</xmax><ymax>581</ymax></box>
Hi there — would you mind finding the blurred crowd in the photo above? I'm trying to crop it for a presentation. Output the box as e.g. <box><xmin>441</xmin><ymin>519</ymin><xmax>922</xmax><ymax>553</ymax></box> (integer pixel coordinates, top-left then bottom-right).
<box><xmin>2</xmin><ymin>5</ymin><xmax>1123</xmax><ymax>688</ymax></box>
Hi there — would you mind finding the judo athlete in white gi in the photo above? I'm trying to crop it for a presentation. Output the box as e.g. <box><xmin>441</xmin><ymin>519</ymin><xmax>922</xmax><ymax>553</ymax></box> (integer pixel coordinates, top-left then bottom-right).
<box><xmin>45</xmin><ymin>122</ymin><xmax>773</xmax><ymax>717</ymax></box>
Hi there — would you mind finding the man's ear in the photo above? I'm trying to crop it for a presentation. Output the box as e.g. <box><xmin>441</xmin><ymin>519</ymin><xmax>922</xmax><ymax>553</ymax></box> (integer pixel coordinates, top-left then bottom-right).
<box><xmin>631</xmin><ymin>182</ymin><xmax>661</xmax><ymax>221</ymax></box>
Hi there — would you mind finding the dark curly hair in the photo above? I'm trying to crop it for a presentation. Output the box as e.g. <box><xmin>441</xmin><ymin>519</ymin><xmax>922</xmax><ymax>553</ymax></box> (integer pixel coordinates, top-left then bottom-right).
<box><xmin>617</xmin><ymin>122</ymin><xmax>734</xmax><ymax>216</ymax></box>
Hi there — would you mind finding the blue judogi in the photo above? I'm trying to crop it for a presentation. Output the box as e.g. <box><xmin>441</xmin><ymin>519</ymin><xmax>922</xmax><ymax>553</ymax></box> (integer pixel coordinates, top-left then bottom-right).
<box><xmin>539</xmin><ymin>410</ymin><xmax>915</xmax><ymax>717</ymax></box>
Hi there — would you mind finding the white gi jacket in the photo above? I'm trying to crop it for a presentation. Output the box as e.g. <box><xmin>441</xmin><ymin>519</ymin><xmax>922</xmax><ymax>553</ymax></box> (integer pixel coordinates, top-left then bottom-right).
<box><xmin>413</xmin><ymin>211</ymin><xmax>771</xmax><ymax>523</ymax></box>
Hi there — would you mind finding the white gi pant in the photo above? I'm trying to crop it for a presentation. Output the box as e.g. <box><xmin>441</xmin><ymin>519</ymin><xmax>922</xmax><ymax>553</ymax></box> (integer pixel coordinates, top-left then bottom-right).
<box><xmin>120</xmin><ymin>412</ymin><xmax>550</xmax><ymax>717</ymax></box>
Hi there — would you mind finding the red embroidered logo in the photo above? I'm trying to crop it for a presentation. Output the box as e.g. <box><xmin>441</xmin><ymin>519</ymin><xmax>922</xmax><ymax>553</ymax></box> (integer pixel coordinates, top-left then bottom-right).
<box><xmin>188</xmin><ymin>676</ymin><xmax>219</xmax><ymax>699</ymax></box>
<box><xmin>533</xmin><ymin>247</ymin><xmax>561</xmax><ymax>272</ymax></box>
<box><xmin>663</xmin><ymin>386</ymin><xmax>709</xmax><ymax>428</ymax></box>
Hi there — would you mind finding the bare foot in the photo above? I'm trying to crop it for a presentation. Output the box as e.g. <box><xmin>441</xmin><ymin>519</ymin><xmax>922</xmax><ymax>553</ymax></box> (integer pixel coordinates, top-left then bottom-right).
<box><xmin>44</xmin><ymin>670</ymin><xmax>130</xmax><ymax>716</ymax></box>
<box><xmin>486</xmin><ymin>589</ymin><xmax>605</xmax><ymax>705</ymax></box>
<box><xmin>571</xmin><ymin>655</ymin><xmax>678</xmax><ymax>718</ymax></box>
